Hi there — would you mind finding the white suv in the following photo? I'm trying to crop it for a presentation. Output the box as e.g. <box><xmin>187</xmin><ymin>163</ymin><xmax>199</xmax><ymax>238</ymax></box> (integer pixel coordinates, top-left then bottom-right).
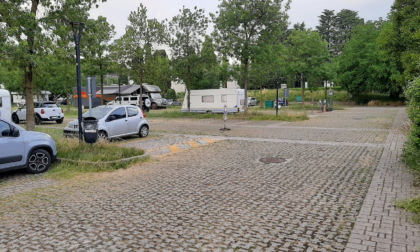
<box><xmin>0</xmin><ymin>118</ymin><xmax>57</xmax><ymax>174</ymax></box>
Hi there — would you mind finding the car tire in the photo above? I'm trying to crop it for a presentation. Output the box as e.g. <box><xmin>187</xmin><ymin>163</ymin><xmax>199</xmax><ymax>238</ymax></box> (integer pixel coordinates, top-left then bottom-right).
<box><xmin>35</xmin><ymin>115</ymin><xmax>41</xmax><ymax>125</ymax></box>
<box><xmin>12</xmin><ymin>113</ymin><xmax>19</xmax><ymax>124</ymax></box>
<box><xmin>26</xmin><ymin>149</ymin><xmax>51</xmax><ymax>174</ymax></box>
<box><xmin>151</xmin><ymin>103</ymin><xmax>158</xmax><ymax>110</ymax></box>
<box><xmin>56</xmin><ymin>118</ymin><xmax>64</xmax><ymax>124</ymax></box>
<box><xmin>139</xmin><ymin>125</ymin><xmax>149</xmax><ymax>138</ymax></box>
<box><xmin>98</xmin><ymin>130</ymin><xmax>108</xmax><ymax>140</ymax></box>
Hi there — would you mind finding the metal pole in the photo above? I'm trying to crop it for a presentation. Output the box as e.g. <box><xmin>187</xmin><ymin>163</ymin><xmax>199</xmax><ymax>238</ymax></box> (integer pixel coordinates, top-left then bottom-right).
<box><xmin>276</xmin><ymin>70</ymin><xmax>279</xmax><ymax>116</ymax></box>
<box><xmin>75</xmin><ymin>33</ymin><xmax>83</xmax><ymax>142</ymax></box>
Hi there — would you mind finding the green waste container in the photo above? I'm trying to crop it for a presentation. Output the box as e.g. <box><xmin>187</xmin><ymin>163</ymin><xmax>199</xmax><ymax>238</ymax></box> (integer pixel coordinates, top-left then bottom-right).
<box><xmin>327</xmin><ymin>99</ymin><xmax>333</xmax><ymax>111</ymax></box>
<box><xmin>296</xmin><ymin>96</ymin><xmax>302</xmax><ymax>102</ymax></box>
<box><xmin>265</xmin><ymin>100</ymin><xmax>274</xmax><ymax>108</ymax></box>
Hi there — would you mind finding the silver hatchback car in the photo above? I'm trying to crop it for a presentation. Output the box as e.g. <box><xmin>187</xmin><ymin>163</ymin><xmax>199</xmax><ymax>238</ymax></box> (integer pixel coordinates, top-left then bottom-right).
<box><xmin>0</xmin><ymin>118</ymin><xmax>57</xmax><ymax>174</ymax></box>
<box><xmin>63</xmin><ymin>105</ymin><xmax>149</xmax><ymax>140</ymax></box>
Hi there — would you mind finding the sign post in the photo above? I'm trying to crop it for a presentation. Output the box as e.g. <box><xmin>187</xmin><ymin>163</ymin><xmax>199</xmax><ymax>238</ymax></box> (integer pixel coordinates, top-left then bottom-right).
<box><xmin>220</xmin><ymin>105</ymin><xmax>231</xmax><ymax>131</ymax></box>
<box><xmin>87</xmin><ymin>76</ymin><xmax>96</xmax><ymax>117</ymax></box>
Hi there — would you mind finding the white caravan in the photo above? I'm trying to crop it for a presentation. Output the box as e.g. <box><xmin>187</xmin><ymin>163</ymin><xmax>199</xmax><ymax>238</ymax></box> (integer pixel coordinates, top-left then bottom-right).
<box><xmin>0</xmin><ymin>89</ymin><xmax>12</xmax><ymax>120</ymax></box>
<box><xmin>182</xmin><ymin>88</ymin><xmax>245</xmax><ymax>113</ymax></box>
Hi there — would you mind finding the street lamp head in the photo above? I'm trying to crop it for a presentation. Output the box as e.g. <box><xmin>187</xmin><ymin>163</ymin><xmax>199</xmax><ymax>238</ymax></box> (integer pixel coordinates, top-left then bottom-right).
<box><xmin>69</xmin><ymin>21</ymin><xmax>84</xmax><ymax>35</ymax></box>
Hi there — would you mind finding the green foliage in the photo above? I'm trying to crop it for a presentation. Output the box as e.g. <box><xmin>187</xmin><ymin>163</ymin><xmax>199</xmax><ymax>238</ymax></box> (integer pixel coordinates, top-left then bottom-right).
<box><xmin>116</xmin><ymin>3</ymin><xmax>167</xmax><ymax>89</ymax></box>
<box><xmin>35</xmin><ymin>127</ymin><xmax>147</xmax><ymax>179</ymax></box>
<box><xmin>332</xmin><ymin>9</ymin><xmax>364</xmax><ymax>56</ymax></box>
<box><xmin>166</xmin><ymin>89</ymin><xmax>177</xmax><ymax>100</ymax></box>
<box><xmin>316</xmin><ymin>9</ymin><xmax>335</xmax><ymax>53</ymax></box>
<box><xmin>144</xmin><ymin>50</ymin><xmax>171</xmax><ymax>92</ymax></box>
<box><xmin>212</xmin><ymin>0</ymin><xmax>290</xmax><ymax>112</ymax></box>
<box><xmin>338</xmin><ymin>23</ymin><xmax>398</xmax><ymax>98</ymax></box>
<box><xmin>194</xmin><ymin>36</ymin><xmax>220</xmax><ymax>89</ymax></box>
<box><xmin>403</xmin><ymin>78</ymin><xmax>420</xmax><ymax>171</ymax></box>
<box><xmin>378</xmin><ymin>0</ymin><xmax>420</xmax><ymax>82</ymax></box>
<box><xmin>396</xmin><ymin>197</ymin><xmax>420</xmax><ymax>224</ymax></box>
<box><xmin>169</xmin><ymin>6</ymin><xmax>209</xmax><ymax>111</ymax></box>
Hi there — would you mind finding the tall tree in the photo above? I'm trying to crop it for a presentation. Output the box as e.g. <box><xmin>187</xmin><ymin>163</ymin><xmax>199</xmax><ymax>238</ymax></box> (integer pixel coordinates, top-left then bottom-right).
<box><xmin>0</xmin><ymin>0</ymin><xmax>104</xmax><ymax>130</ymax></box>
<box><xmin>169</xmin><ymin>6</ymin><xmax>209</xmax><ymax>112</ymax></box>
<box><xmin>338</xmin><ymin>22</ymin><xmax>396</xmax><ymax>98</ymax></box>
<box><xmin>118</xmin><ymin>3</ymin><xmax>167</xmax><ymax>107</ymax></box>
<box><xmin>286</xmin><ymin>29</ymin><xmax>329</xmax><ymax>106</ymax></box>
<box><xmin>332</xmin><ymin>9</ymin><xmax>364</xmax><ymax>55</ymax></box>
<box><xmin>378</xmin><ymin>0</ymin><xmax>420</xmax><ymax>96</ymax></box>
<box><xmin>195</xmin><ymin>36</ymin><xmax>220</xmax><ymax>89</ymax></box>
<box><xmin>316</xmin><ymin>9</ymin><xmax>335</xmax><ymax>54</ymax></box>
<box><xmin>212</xmin><ymin>0</ymin><xmax>290</xmax><ymax>114</ymax></box>
<box><xmin>83</xmin><ymin>16</ymin><xmax>115</xmax><ymax>105</ymax></box>
<box><xmin>143</xmin><ymin>50</ymin><xmax>171</xmax><ymax>94</ymax></box>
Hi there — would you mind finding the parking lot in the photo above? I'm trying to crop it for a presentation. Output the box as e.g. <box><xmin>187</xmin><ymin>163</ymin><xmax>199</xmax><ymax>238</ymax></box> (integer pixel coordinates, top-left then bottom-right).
<box><xmin>0</xmin><ymin>107</ymin><xmax>419</xmax><ymax>251</ymax></box>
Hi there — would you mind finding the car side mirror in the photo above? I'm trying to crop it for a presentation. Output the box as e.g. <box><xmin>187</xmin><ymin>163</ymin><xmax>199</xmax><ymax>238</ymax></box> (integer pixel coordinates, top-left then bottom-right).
<box><xmin>11</xmin><ymin>127</ymin><xmax>20</xmax><ymax>137</ymax></box>
<box><xmin>107</xmin><ymin>115</ymin><xmax>116</xmax><ymax>122</ymax></box>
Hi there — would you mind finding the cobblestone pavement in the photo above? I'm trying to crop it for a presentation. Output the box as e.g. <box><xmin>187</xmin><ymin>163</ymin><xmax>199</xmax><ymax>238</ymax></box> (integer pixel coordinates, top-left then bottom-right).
<box><xmin>0</xmin><ymin>107</ymin><xmax>419</xmax><ymax>251</ymax></box>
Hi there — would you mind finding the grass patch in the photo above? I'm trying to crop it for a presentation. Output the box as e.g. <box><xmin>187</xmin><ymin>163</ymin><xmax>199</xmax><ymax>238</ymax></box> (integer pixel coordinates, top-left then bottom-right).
<box><xmin>147</xmin><ymin>106</ymin><xmax>308</xmax><ymax>121</ymax></box>
<box><xmin>396</xmin><ymin>197</ymin><xmax>420</xmax><ymax>224</ymax></box>
<box><xmin>35</xmin><ymin>127</ymin><xmax>148</xmax><ymax>179</ymax></box>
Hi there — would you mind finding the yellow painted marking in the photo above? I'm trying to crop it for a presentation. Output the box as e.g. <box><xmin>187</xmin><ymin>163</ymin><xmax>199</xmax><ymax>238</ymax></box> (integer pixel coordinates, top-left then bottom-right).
<box><xmin>188</xmin><ymin>141</ymin><xmax>199</xmax><ymax>148</ymax></box>
<box><xmin>204</xmin><ymin>138</ymin><xmax>214</xmax><ymax>144</ymax></box>
<box><xmin>169</xmin><ymin>144</ymin><xmax>181</xmax><ymax>153</ymax></box>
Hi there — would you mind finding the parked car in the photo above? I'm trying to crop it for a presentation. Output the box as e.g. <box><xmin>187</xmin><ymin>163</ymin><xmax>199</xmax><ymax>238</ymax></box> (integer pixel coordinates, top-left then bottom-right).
<box><xmin>107</xmin><ymin>94</ymin><xmax>151</xmax><ymax>112</ymax></box>
<box><xmin>12</xmin><ymin>101</ymin><xmax>64</xmax><ymax>125</ymax></box>
<box><xmin>63</xmin><ymin>105</ymin><xmax>149</xmax><ymax>140</ymax></box>
<box><xmin>0</xmin><ymin>118</ymin><xmax>57</xmax><ymax>174</ymax></box>
<box><xmin>248</xmin><ymin>97</ymin><xmax>257</xmax><ymax>106</ymax></box>
<box><xmin>167</xmin><ymin>99</ymin><xmax>181</xmax><ymax>106</ymax></box>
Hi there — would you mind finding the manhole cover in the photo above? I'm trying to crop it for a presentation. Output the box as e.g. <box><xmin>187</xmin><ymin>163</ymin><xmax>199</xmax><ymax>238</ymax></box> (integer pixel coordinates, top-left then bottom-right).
<box><xmin>259</xmin><ymin>157</ymin><xmax>286</xmax><ymax>164</ymax></box>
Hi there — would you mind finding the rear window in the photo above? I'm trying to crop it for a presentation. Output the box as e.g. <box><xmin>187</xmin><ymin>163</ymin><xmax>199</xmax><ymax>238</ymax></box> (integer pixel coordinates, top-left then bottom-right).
<box><xmin>83</xmin><ymin>107</ymin><xmax>114</xmax><ymax>119</ymax></box>
<box><xmin>127</xmin><ymin>107</ymin><xmax>139</xmax><ymax>117</ymax></box>
<box><xmin>42</xmin><ymin>103</ymin><xmax>58</xmax><ymax>108</ymax></box>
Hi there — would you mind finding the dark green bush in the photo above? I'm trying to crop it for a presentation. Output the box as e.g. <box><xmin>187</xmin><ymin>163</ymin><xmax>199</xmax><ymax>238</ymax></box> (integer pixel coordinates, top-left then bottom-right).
<box><xmin>403</xmin><ymin>78</ymin><xmax>420</xmax><ymax>172</ymax></box>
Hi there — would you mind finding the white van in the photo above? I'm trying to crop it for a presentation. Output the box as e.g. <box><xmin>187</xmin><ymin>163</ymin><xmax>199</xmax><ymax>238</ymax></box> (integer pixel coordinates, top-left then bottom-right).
<box><xmin>182</xmin><ymin>88</ymin><xmax>245</xmax><ymax>113</ymax></box>
<box><xmin>0</xmin><ymin>89</ymin><xmax>12</xmax><ymax>120</ymax></box>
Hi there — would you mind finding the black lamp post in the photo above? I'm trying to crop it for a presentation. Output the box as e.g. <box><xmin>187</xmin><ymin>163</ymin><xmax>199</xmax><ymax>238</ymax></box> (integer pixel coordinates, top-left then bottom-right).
<box><xmin>70</xmin><ymin>21</ymin><xmax>84</xmax><ymax>142</ymax></box>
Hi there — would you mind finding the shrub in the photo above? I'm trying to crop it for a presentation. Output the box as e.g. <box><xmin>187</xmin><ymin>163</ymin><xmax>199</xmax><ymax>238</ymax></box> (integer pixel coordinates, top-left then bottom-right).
<box><xmin>403</xmin><ymin>78</ymin><xmax>420</xmax><ymax>172</ymax></box>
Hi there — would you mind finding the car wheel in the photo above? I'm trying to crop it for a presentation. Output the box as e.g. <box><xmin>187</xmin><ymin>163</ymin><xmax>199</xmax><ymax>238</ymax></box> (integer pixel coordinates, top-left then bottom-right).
<box><xmin>151</xmin><ymin>103</ymin><xmax>158</xmax><ymax>110</ymax></box>
<box><xmin>35</xmin><ymin>115</ymin><xmax>41</xmax><ymax>125</ymax></box>
<box><xmin>139</xmin><ymin>125</ymin><xmax>149</xmax><ymax>138</ymax></box>
<box><xmin>12</xmin><ymin>113</ymin><xmax>19</xmax><ymax>124</ymax></box>
<box><xmin>56</xmin><ymin>118</ymin><xmax>64</xmax><ymax>124</ymax></box>
<box><xmin>26</xmin><ymin>149</ymin><xmax>51</xmax><ymax>174</ymax></box>
<box><xmin>98</xmin><ymin>130</ymin><xmax>108</xmax><ymax>140</ymax></box>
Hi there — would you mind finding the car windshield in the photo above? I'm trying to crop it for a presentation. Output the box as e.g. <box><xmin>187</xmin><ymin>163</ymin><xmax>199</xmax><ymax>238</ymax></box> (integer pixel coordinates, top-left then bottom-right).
<box><xmin>150</xmin><ymin>93</ymin><xmax>162</xmax><ymax>99</ymax></box>
<box><xmin>82</xmin><ymin>107</ymin><xmax>114</xmax><ymax>119</ymax></box>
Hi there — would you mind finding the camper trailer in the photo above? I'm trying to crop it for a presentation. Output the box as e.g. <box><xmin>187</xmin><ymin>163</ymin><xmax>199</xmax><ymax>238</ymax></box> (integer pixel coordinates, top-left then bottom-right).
<box><xmin>0</xmin><ymin>89</ymin><xmax>12</xmax><ymax>120</ymax></box>
<box><xmin>182</xmin><ymin>88</ymin><xmax>245</xmax><ymax>113</ymax></box>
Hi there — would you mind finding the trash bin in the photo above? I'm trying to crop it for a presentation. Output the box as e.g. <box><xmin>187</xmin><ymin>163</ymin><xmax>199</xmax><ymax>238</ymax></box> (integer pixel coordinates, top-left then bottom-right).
<box><xmin>82</xmin><ymin>117</ymin><xmax>98</xmax><ymax>144</ymax></box>
<box><xmin>265</xmin><ymin>100</ymin><xmax>274</xmax><ymax>108</ymax></box>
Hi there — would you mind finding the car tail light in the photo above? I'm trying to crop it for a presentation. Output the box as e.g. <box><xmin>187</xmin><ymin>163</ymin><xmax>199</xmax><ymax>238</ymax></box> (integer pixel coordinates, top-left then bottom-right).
<box><xmin>142</xmin><ymin>110</ymin><xmax>146</xmax><ymax>118</ymax></box>
<box><xmin>61</xmin><ymin>108</ymin><xmax>64</xmax><ymax>113</ymax></box>
<box><xmin>41</xmin><ymin>109</ymin><xmax>45</xmax><ymax>114</ymax></box>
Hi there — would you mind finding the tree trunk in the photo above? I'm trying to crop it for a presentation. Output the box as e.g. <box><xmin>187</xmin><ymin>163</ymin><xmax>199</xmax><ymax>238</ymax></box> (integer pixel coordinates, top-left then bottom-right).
<box><xmin>24</xmin><ymin>0</ymin><xmax>39</xmax><ymax>131</ymax></box>
<box><xmin>66</xmin><ymin>91</ymin><xmax>71</xmax><ymax>112</ymax></box>
<box><xmin>301</xmin><ymin>74</ymin><xmax>305</xmax><ymax>107</ymax></box>
<box><xmin>243</xmin><ymin>58</ymin><xmax>249</xmax><ymax>115</ymax></box>
<box><xmin>25</xmin><ymin>67</ymin><xmax>35</xmax><ymax>131</ymax></box>
<box><xmin>139</xmin><ymin>70</ymin><xmax>143</xmax><ymax>108</ymax></box>
<box><xmin>259</xmin><ymin>83</ymin><xmax>263</xmax><ymax>107</ymax></box>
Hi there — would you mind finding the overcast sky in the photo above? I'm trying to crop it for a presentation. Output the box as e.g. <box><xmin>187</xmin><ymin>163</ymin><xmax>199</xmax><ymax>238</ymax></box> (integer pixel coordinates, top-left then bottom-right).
<box><xmin>90</xmin><ymin>0</ymin><xmax>394</xmax><ymax>40</ymax></box>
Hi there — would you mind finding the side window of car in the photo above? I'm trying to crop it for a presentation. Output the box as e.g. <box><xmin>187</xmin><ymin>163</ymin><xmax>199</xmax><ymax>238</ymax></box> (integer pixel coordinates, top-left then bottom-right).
<box><xmin>0</xmin><ymin>121</ymin><xmax>11</xmax><ymax>137</ymax></box>
<box><xmin>127</xmin><ymin>107</ymin><xmax>139</xmax><ymax>117</ymax></box>
<box><xmin>110</xmin><ymin>107</ymin><xmax>126</xmax><ymax>120</ymax></box>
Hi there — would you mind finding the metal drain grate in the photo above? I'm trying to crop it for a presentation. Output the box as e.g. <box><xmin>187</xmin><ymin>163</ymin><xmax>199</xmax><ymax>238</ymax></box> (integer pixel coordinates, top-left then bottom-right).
<box><xmin>259</xmin><ymin>157</ymin><xmax>286</xmax><ymax>164</ymax></box>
